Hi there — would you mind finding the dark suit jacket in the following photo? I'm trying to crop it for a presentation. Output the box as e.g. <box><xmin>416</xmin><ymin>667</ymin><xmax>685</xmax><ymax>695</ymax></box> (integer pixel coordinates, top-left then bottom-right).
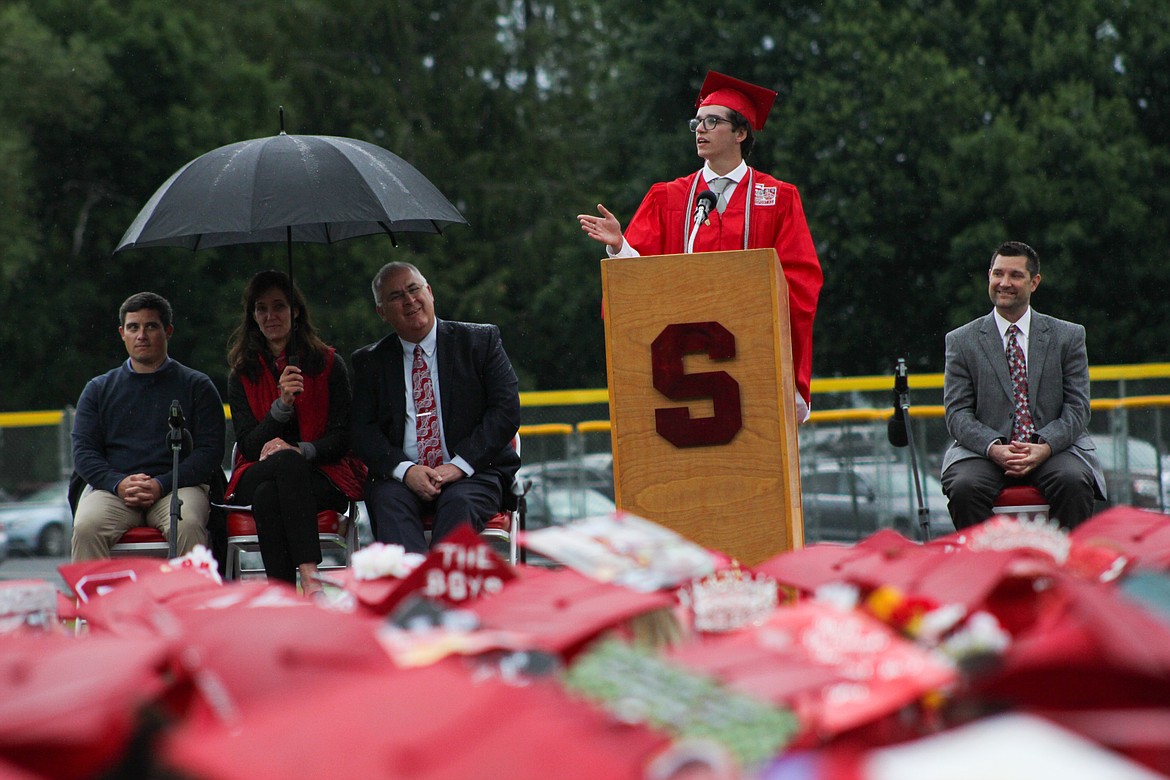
<box><xmin>350</xmin><ymin>319</ymin><xmax>521</xmax><ymax>488</ymax></box>
<box><xmin>941</xmin><ymin>309</ymin><xmax>1106</xmax><ymax>497</ymax></box>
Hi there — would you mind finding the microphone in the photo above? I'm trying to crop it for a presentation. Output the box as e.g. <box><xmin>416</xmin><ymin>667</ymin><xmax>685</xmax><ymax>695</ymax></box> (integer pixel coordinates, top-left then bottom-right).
<box><xmin>887</xmin><ymin>359</ymin><xmax>909</xmax><ymax>447</ymax></box>
<box><xmin>167</xmin><ymin>400</ymin><xmax>191</xmax><ymax>453</ymax></box>
<box><xmin>693</xmin><ymin>190</ymin><xmax>717</xmax><ymax>225</ymax></box>
<box><xmin>169</xmin><ymin>400</ymin><xmax>185</xmax><ymax>432</ymax></box>
<box><xmin>686</xmin><ymin>190</ymin><xmax>719</xmax><ymax>254</ymax></box>
<box><xmin>286</xmin><ymin>350</ymin><xmax>302</xmax><ymax>395</ymax></box>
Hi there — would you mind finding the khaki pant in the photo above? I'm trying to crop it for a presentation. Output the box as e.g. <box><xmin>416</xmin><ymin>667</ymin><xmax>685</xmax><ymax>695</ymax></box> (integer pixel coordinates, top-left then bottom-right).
<box><xmin>72</xmin><ymin>485</ymin><xmax>210</xmax><ymax>561</ymax></box>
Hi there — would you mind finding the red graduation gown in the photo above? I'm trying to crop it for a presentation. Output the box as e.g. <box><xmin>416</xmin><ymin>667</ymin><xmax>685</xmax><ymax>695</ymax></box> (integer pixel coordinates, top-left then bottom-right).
<box><xmin>623</xmin><ymin>168</ymin><xmax>822</xmax><ymax>405</ymax></box>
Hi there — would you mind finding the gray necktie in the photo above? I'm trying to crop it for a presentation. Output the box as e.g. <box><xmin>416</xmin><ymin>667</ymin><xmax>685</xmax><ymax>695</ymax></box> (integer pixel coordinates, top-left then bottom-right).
<box><xmin>708</xmin><ymin>177</ymin><xmax>732</xmax><ymax>214</ymax></box>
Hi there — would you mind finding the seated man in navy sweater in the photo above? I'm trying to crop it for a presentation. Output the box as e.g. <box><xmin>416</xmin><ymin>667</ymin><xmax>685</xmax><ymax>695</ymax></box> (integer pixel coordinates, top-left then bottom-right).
<box><xmin>71</xmin><ymin>292</ymin><xmax>225</xmax><ymax>560</ymax></box>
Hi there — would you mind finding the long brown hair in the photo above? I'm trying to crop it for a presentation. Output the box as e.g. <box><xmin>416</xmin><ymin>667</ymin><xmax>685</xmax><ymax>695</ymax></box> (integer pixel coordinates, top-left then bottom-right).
<box><xmin>227</xmin><ymin>270</ymin><xmax>329</xmax><ymax>378</ymax></box>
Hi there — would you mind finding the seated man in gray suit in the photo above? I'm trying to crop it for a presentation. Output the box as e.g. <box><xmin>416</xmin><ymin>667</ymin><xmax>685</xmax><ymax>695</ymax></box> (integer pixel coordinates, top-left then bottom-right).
<box><xmin>941</xmin><ymin>241</ymin><xmax>1105</xmax><ymax>529</ymax></box>
<box><xmin>350</xmin><ymin>261</ymin><xmax>521</xmax><ymax>553</ymax></box>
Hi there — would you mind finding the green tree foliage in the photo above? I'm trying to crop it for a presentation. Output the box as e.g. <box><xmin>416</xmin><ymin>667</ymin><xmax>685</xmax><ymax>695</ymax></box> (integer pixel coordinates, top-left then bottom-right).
<box><xmin>584</xmin><ymin>0</ymin><xmax>1170</xmax><ymax>379</ymax></box>
<box><xmin>1</xmin><ymin>0</ymin><xmax>1169</xmax><ymax>413</ymax></box>
<box><xmin>0</xmin><ymin>0</ymin><xmax>278</xmax><ymax>407</ymax></box>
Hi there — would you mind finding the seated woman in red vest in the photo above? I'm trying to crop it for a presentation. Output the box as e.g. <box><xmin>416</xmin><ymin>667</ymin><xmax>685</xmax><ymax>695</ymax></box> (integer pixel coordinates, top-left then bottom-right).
<box><xmin>225</xmin><ymin>270</ymin><xmax>365</xmax><ymax>597</ymax></box>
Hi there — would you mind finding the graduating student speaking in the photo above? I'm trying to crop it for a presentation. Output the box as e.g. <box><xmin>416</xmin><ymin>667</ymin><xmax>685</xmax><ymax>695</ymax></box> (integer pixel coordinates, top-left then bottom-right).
<box><xmin>579</xmin><ymin>71</ymin><xmax>822</xmax><ymax>421</ymax></box>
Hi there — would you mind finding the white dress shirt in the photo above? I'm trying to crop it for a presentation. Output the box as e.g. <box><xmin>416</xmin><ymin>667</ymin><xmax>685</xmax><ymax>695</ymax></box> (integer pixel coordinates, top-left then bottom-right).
<box><xmin>992</xmin><ymin>306</ymin><xmax>1032</xmax><ymax>365</ymax></box>
<box><xmin>392</xmin><ymin>324</ymin><xmax>474</xmax><ymax>481</ymax></box>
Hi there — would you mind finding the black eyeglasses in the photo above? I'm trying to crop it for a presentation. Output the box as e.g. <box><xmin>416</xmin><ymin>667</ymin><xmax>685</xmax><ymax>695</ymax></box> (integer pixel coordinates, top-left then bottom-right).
<box><xmin>382</xmin><ymin>283</ymin><xmax>425</xmax><ymax>304</ymax></box>
<box><xmin>688</xmin><ymin>115</ymin><xmax>735</xmax><ymax>132</ymax></box>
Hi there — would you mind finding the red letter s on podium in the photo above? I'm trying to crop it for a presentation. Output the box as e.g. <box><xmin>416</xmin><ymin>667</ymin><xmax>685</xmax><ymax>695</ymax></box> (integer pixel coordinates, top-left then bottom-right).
<box><xmin>651</xmin><ymin>322</ymin><xmax>742</xmax><ymax>447</ymax></box>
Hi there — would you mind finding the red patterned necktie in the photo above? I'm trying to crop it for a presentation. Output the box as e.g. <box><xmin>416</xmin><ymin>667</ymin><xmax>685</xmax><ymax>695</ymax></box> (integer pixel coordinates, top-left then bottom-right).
<box><xmin>412</xmin><ymin>345</ymin><xmax>443</xmax><ymax>467</ymax></box>
<box><xmin>1005</xmin><ymin>324</ymin><xmax>1035</xmax><ymax>442</ymax></box>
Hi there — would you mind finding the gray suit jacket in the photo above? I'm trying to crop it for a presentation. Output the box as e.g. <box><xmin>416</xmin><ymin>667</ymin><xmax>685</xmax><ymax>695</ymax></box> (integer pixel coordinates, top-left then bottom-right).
<box><xmin>941</xmin><ymin>310</ymin><xmax>1106</xmax><ymax>498</ymax></box>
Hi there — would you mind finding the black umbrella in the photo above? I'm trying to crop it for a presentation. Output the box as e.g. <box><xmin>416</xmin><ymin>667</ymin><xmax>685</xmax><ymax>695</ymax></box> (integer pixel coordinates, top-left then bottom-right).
<box><xmin>114</xmin><ymin>112</ymin><xmax>468</xmax><ymax>277</ymax></box>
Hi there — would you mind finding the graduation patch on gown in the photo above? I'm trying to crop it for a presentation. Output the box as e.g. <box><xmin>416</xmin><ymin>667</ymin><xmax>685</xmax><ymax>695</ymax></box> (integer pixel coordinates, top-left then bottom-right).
<box><xmin>754</xmin><ymin>184</ymin><xmax>777</xmax><ymax>206</ymax></box>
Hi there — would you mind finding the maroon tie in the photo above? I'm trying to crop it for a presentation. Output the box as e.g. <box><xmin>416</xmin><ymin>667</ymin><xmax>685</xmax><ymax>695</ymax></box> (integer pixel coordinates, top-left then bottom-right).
<box><xmin>412</xmin><ymin>345</ymin><xmax>443</xmax><ymax>467</ymax></box>
<box><xmin>1005</xmin><ymin>324</ymin><xmax>1035</xmax><ymax>442</ymax></box>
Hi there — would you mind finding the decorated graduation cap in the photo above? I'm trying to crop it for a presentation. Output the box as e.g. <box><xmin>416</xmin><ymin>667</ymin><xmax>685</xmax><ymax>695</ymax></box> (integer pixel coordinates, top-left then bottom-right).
<box><xmin>696</xmin><ymin>70</ymin><xmax>778</xmax><ymax>131</ymax></box>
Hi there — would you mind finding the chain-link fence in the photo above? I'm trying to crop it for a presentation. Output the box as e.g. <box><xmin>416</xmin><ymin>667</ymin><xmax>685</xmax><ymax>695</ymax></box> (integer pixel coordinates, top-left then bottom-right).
<box><xmin>4</xmin><ymin>366</ymin><xmax>1169</xmax><ymax>539</ymax></box>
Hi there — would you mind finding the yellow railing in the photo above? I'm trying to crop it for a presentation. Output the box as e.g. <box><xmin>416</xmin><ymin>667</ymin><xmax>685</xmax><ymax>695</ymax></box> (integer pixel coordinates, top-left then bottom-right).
<box><xmin>807</xmin><ymin>397</ymin><xmax>1170</xmax><ymax>424</ymax></box>
<box><xmin>519</xmin><ymin>389</ymin><xmax>609</xmax><ymax>406</ymax></box>
<box><xmin>518</xmin><ymin>423</ymin><xmax>574</xmax><ymax>437</ymax></box>
<box><xmin>576</xmin><ymin>420</ymin><xmax>614</xmax><ymax>435</ymax></box>
<box><xmin>5</xmin><ymin>362</ymin><xmax>1170</xmax><ymax>431</ymax></box>
<box><xmin>808</xmin><ymin>362</ymin><xmax>1170</xmax><ymax>393</ymax></box>
<box><xmin>0</xmin><ymin>410</ymin><xmax>66</xmax><ymax>428</ymax></box>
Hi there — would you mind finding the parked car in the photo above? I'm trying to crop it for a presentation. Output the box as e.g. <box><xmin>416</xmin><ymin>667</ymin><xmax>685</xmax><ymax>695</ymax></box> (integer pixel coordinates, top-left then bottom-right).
<box><xmin>523</xmin><ymin>477</ymin><xmax>618</xmax><ymax>531</ymax></box>
<box><xmin>801</xmin><ymin>461</ymin><xmax>955</xmax><ymax>543</ymax></box>
<box><xmin>352</xmin><ymin>478</ymin><xmax>617</xmax><ymax>546</ymax></box>
<box><xmin>0</xmin><ymin>528</ymin><xmax>8</xmax><ymax>565</ymax></box>
<box><xmin>517</xmin><ymin>454</ymin><xmax>614</xmax><ymax>500</ymax></box>
<box><xmin>354</xmin><ymin>501</ymin><xmax>374</xmax><ymax>549</ymax></box>
<box><xmin>1089</xmin><ymin>434</ymin><xmax>1164</xmax><ymax>510</ymax></box>
<box><xmin>0</xmin><ymin>480</ymin><xmax>72</xmax><ymax>557</ymax></box>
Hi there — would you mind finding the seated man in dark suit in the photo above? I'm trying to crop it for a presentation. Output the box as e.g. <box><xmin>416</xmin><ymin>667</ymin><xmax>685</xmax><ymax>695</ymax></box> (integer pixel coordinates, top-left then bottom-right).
<box><xmin>350</xmin><ymin>262</ymin><xmax>521</xmax><ymax>552</ymax></box>
<box><xmin>941</xmin><ymin>241</ymin><xmax>1105</xmax><ymax>529</ymax></box>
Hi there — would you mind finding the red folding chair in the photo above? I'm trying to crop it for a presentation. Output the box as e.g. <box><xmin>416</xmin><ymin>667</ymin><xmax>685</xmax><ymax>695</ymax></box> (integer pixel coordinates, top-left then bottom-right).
<box><xmin>426</xmin><ymin>501</ymin><xmax>520</xmax><ymax>565</ymax></box>
<box><xmin>74</xmin><ymin>470</ymin><xmax>230</xmax><ymax>563</ymax></box>
<box><xmin>992</xmin><ymin>485</ymin><xmax>1049</xmax><ymax>522</ymax></box>
<box><xmin>223</xmin><ymin>502</ymin><xmax>359</xmax><ymax>581</ymax></box>
<box><xmin>109</xmin><ymin>526</ymin><xmax>170</xmax><ymax>558</ymax></box>
<box><xmin>416</xmin><ymin>435</ymin><xmax>524</xmax><ymax>564</ymax></box>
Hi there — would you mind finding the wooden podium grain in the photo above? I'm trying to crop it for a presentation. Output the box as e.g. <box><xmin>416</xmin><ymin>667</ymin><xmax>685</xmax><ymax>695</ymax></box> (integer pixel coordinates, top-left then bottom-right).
<box><xmin>601</xmin><ymin>249</ymin><xmax>803</xmax><ymax>565</ymax></box>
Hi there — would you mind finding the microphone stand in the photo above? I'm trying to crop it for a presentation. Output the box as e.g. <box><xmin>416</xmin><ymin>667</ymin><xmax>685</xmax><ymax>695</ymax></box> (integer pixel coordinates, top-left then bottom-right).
<box><xmin>686</xmin><ymin>192</ymin><xmax>716</xmax><ymax>253</ymax></box>
<box><xmin>893</xmin><ymin>361</ymin><xmax>932</xmax><ymax>542</ymax></box>
<box><xmin>686</xmin><ymin>210</ymin><xmax>704</xmax><ymax>253</ymax></box>
<box><xmin>167</xmin><ymin>404</ymin><xmax>185</xmax><ymax>558</ymax></box>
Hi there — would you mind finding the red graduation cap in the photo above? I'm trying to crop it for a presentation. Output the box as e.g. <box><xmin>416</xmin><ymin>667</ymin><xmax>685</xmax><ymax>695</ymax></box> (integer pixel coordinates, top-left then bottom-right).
<box><xmin>668</xmin><ymin>599</ymin><xmax>956</xmax><ymax>743</ymax></box>
<box><xmin>59</xmin><ymin>557</ymin><xmax>221</xmax><ymax>606</ymax></box>
<box><xmin>470</xmin><ymin>567</ymin><xmax>675</xmax><ymax>659</ymax></box>
<box><xmin>1071</xmin><ymin>505</ymin><xmax>1170</xmax><ymax>570</ymax></box>
<box><xmin>970</xmin><ymin>572</ymin><xmax>1170</xmax><ymax>710</ymax></box>
<box><xmin>352</xmin><ymin>524</ymin><xmax>517</xmax><ymax>616</ymax></box>
<box><xmin>57</xmin><ymin>558</ymin><xmax>224</xmax><ymax>637</ymax></box>
<box><xmin>755</xmin><ymin>530</ymin><xmax>915</xmax><ymax>595</ymax></box>
<box><xmin>162</xmin><ymin>595</ymin><xmax>395</xmax><ymax>728</ymax></box>
<box><xmin>696</xmin><ymin>70</ymin><xmax>778</xmax><ymax>130</ymax></box>
<box><xmin>161</xmin><ymin>657</ymin><xmax>669</xmax><ymax>780</ymax></box>
<box><xmin>757</xmin><ymin>529</ymin><xmax>1026</xmax><ymax>613</ymax></box>
<box><xmin>0</xmin><ymin>633</ymin><xmax>176</xmax><ymax>780</ymax></box>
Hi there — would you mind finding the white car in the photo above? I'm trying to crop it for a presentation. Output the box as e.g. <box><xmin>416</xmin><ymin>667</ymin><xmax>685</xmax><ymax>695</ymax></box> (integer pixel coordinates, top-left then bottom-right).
<box><xmin>354</xmin><ymin>477</ymin><xmax>618</xmax><ymax>546</ymax></box>
<box><xmin>523</xmin><ymin>479</ymin><xmax>617</xmax><ymax>531</ymax></box>
<box><xmin>0</xmin><ymin>481</ymin><xmax>72</xmax><ymax>557</ymax></box>
<box><xmin>801</xmin><ymin>462</ymin><xmax>955</xmax><ymax>543</ymax></box>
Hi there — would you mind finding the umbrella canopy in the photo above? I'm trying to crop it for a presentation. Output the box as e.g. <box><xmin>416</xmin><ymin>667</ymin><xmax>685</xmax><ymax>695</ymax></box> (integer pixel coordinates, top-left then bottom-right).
<box><xmin>114</xmin><ymin>130</ymin><xmax>468</xmax><ymax>272</ymax></box>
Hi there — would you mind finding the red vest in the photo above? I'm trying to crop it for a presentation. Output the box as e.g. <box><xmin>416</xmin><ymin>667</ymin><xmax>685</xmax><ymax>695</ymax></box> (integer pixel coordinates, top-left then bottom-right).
<box><xmin>226</xmin><ymin>348</ymin><xmax>366</xmax><ymax>501</ymax></box>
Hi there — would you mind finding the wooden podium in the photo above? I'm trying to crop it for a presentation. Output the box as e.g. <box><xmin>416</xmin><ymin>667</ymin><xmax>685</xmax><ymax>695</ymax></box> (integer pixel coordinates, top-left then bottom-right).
<box><xmin>601</xmin><ymin>249</ymin><xmax>803</xmax><ymax>565</ymax></box>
